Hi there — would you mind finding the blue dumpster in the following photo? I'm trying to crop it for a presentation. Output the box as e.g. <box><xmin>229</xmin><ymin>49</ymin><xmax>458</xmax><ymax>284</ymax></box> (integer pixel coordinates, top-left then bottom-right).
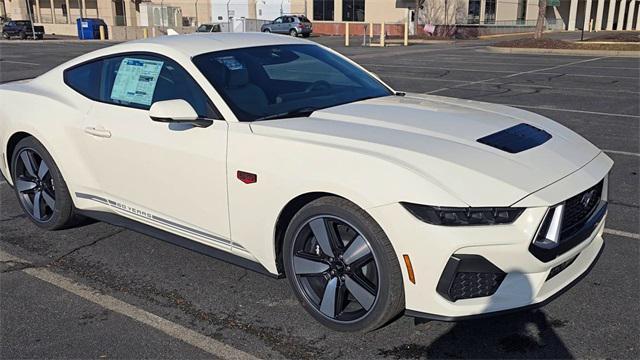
<box><xmin>76</xmin><ymin>18</ymin><xmax>108</xmax><ymax>40</ymax></box>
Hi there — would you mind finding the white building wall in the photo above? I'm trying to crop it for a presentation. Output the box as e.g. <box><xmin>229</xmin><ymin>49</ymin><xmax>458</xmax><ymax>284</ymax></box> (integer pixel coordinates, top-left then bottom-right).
<box><xmin>211</xmin><ymin>0</ymin><xmax>250</xmax><ymax>22</ymax></box>
<box><xmin>255</xmin><ymin>0</ymin><xmax>291</xmax><ymax>20</ymax></box>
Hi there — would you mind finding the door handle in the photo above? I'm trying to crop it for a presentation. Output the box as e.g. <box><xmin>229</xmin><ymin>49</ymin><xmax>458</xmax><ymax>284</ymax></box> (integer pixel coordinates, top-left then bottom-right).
<box><xmin>84</xmin><ymin>126</ymin><xmax>111</xmax><ymax>138</ymax></box>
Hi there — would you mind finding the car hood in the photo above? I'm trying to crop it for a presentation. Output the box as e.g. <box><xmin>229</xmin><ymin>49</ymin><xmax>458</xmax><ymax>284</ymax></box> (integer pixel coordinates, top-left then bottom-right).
<box><xmin>250</xmin><ymin>94</ymin><xmax>601</xmax><ymax>206</ymax></box>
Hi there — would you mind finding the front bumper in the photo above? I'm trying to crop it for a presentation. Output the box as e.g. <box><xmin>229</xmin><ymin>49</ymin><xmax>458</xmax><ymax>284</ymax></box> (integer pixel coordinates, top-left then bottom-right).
<box><xmin>367</xmin><ymin>152</ymin><xmax>612</xmax><ymax>320</ymax></box>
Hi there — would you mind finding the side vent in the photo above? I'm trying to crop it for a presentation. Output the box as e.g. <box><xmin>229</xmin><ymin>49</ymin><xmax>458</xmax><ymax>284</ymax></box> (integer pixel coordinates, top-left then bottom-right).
<box><xmin>477</xmin><ymin>123</ymin><xmax>552</xmax><ymax>153</ymax></box>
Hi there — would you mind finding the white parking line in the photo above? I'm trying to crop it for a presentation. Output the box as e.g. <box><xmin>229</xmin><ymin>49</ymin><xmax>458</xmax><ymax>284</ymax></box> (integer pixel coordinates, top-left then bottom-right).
<box><xmin>427</xmin><ymin>57</ymin><xmax>607</xmax><ymax>94</ymax></box>
<box><xmin>364</xmin><ymin>63</ymin><xmax>515</xmax><ymax>74</ymax></box>
<box><xmin>604</xmin><ymin>229</ymin><xmax>640</xmax><ymax>240</ymax></box>
<box><xmin>0</xmin><ymin>250</ymin><xmax>259</xmax><ymax>360</ymax></box>
<box><xmin>505</xmin><ymin>104</ymin><xmax>640</xmax><ymax>119</ymax></box>
<box><xmin>0</xmin><ymin>60</ymin><xmax>40</xmax><ymax>66</ymax></box>
<box><xmin>604</xmin><ymin>150</ymin><xmax>640</xmax><ymax>157</ymax></box>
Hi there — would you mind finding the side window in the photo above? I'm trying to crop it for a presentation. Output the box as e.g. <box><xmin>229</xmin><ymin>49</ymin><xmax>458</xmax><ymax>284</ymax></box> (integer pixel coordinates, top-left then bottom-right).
<box><xmin>64</xmin><ymin>60</ymin><xmax>103</xmax><ymax>100</ymax></box>
<box><xmin>99</xmin><ymin>55</ymin><xmax>219</xmax><ymax>118</ymax></box>
<box><xmin>274</xmin><ymin>17</ymin><xmax>282</xmax><ymax>24</ymax></box>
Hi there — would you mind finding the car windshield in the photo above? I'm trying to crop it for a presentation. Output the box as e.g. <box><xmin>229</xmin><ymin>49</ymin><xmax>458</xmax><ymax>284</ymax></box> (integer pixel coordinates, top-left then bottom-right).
<box><xmin>15</xmin><ymin>21</ymin><xmax>32</xmax><ymax>26</ymax></box>
<box><xmin>197</xmin><ymin>24</ymin><xmax>212</xmax><ymax>32</ymax></box>
<box><xmin>192</xmin><ymin>44</ymin><xmax>392</xmax><ymax>121</ymax></box>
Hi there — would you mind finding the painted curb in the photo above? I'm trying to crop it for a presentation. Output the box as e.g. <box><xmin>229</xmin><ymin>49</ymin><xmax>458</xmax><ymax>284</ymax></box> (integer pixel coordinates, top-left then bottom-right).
<box><xmin>485</xmin><ymin>46</ymin><xmax>640</xmax><ymax>57</ymax></box>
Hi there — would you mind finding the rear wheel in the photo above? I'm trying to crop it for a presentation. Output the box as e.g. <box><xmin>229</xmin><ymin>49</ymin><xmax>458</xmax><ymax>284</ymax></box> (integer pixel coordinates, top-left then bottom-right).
<box><xmin>2</xmin><ymin>32</ymin><xmax>9</xmax><ymax>40</ymax></box>
<box><xmin>19</xmin><ymin>31</ymin><xmax>27</xmax><ymax>40</ymax></box>
<box><xmin>283</xmin><ymin>196</ymin><xmax>404</xmax><ymax>332</ymax></box>
<box><xmin>289</xmin><ymin>29</ymin><xmax>298</xmax><ymax>37</ymax></box>
<box><xmin>11</xmin><ymin>137</ymin><xmax>78</xmax><ymax>230</ymax></box>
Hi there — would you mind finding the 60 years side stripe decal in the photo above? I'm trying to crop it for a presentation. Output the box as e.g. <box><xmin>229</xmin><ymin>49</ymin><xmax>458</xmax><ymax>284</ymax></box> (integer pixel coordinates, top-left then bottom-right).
<box><xmin>75</xmin><ymin>192</ymin><xmax>245</xmax><ymax>250</ymax></box>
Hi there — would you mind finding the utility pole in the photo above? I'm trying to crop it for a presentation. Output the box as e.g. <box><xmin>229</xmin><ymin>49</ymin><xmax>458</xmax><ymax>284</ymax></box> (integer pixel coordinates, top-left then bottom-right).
<box><xmin>195</xmin><ymin>0</ymin><xmax>199</xmax><ymax>27</ymax></box>
<box><xmin>25</xmin><ymin>0</ymin><xmax>37</xmax><ymax>39</ymax></box>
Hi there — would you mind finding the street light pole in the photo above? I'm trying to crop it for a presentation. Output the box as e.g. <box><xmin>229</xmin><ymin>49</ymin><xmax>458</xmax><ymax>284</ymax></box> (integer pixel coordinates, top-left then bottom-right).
<box><xmin>25</xmin><ymin>0</ymin><xmax>37</xmax><ymax>39</ymax></box>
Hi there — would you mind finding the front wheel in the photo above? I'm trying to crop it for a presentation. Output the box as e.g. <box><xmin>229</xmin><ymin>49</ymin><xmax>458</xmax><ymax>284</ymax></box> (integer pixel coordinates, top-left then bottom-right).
<box><xmin>19</xmin><ymin>31</ymin><xmax>27</xmax><ymax>40</ymax></box>
<box><xmin>262</xmin><ymin>28</ymin><xmax>271</xmax><ymax>33</ymax></box>
<box><xmin>11</xmin><ymin>137</ymin><xmax>78</xmax><ymax>230</ymax></box>
<box><xmin>2</xmin><ymin>32</ymin><xmax>9</xmax><ymax>40</ymax></box>
<box><xmin>283</xmin><ymin>196</ymin><xmax>405</xmax><ymax>332</ymax></box>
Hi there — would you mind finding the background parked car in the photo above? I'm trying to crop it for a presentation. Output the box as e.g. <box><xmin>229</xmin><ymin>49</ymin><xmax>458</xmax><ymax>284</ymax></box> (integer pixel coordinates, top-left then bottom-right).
<box><xmin>1</xmin><ymin>20</ymin><xmax>45</xmax><ymax>40</ymax></box>
<box><xmin>260</xmin><ymin>15</ymin><xmax>311</xmax><ymax>37</ymax></box>
<box><xmin>196</xmin><ymin>23</ymin><xmax>222</xmax><ymax>33</ymax></box>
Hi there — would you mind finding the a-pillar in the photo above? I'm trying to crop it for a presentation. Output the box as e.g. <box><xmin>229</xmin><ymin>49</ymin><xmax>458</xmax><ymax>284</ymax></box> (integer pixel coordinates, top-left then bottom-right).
<box><xmin>595</xmin><ymin>0</ymin><xmax>606</xmax><ymax>30</ymax></box>
<box><xmin>626</xmin><ymin>0</ymin><xmax>636</xmax><ymax>29</ymax></box>
<box><xmin>617</xmin><ymin>0</ymin><xmax>628</xmax><ymax>29</ymax></box>
<box><xmin>584</xmin><ymin>0</ymin><xmax>594</xmax><ymax>30</ymax></box>
<box><xmin>606</xmin><ymin>0</ymin><xmax>617</xmax><ymax>30</ymax></box>
<box><xmin>568</xmin><ymin>0</ymin><xmax>579</xmax><ymax>30</ymax></box>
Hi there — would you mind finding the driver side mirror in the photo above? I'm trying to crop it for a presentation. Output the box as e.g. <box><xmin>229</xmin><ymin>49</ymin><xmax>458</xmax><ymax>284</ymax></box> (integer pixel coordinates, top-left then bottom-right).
<box><xmin>149</xmin><ymin>99</ymin><xmax>213</xmax><ymax>128</ymax></box>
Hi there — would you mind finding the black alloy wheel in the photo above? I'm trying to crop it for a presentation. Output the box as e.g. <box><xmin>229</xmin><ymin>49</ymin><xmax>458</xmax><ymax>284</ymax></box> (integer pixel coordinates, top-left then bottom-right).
<box><xmin>11</xmin><ymin>136</ymin><xmax>78</xmax><ymax>230</ymax></box>
<box><xmin>14</xmin><ymin>148</ymin><xmax>56</xmax><ymax>222</ymax></box>
<box><xmin>283</xmin><ymin>196</ymin><xmax>404</xmax><ymax>332</ymax></box>
<box><xmin>292</xmin><ymin>216</ymin><xmax>379</xmax><ymax>322</ymax></box>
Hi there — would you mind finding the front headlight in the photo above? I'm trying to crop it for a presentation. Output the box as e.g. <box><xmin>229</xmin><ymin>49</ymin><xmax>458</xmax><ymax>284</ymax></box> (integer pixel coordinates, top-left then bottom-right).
<box><xmin>401</xmin><ymin>203</ymin><xmax>524</xmax><ymax>226</ymax></box>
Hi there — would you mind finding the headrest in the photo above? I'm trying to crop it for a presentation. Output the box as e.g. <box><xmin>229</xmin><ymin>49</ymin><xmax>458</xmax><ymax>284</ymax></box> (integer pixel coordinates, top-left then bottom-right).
<box><xmin>226</xmin><ymin>68</ymin><xmax>249</xmax><ymax>88</ymax></box>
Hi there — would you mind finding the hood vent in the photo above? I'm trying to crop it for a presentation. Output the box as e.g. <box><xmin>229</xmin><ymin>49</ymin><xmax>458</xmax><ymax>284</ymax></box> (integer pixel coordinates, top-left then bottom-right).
<box><xmin>477</xmin><ymin>123</ymin><xmax>551</xmax><ymax>153</ymax></box>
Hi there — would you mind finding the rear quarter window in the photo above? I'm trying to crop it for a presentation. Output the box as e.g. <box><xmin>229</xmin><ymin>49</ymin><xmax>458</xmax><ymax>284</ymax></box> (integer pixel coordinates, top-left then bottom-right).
<box><xmin>64</xmin><ymin>60</ymin><xmax>103</xmax><ymax>100</ymax></box>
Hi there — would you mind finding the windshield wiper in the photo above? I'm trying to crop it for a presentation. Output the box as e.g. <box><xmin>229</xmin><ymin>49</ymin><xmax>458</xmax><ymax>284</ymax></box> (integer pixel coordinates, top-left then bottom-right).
<box><xmin>255</xmin><ymin>107</ymin><xmax>317</xmax><ymax>121</ymax></box>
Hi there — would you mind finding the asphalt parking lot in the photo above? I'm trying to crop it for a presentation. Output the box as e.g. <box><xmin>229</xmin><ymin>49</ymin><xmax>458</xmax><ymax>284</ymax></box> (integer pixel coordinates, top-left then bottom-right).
<box><xmin>1</xmin><ymin>36</ymin><xmax>638</xmax><ymax>359</ymax></box>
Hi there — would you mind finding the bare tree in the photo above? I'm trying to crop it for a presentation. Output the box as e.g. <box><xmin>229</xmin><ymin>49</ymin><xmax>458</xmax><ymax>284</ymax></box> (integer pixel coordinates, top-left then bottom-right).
<box><xmin>534</xmin><ymin>0</ymin><xmax>547</xmax><ymax>39</ymax></box>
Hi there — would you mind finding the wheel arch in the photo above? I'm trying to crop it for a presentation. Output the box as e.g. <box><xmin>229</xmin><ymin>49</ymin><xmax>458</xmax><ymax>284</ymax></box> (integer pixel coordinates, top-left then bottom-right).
<box><xmin>273</xmin><ymin>191</ymin><xmax>346</xmax><ymax>274</ymax></box>
<box><xmin>5</xmin><ymin>131</ymin><xmax>35</xmax><ymax>181</ymax></box>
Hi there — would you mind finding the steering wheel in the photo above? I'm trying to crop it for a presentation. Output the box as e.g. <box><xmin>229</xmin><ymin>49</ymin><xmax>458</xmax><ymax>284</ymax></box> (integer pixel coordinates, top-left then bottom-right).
<box><xmin>304</xmin><ymin>80</ymin><xmax>331</xmax><ymax>93</ymax></box>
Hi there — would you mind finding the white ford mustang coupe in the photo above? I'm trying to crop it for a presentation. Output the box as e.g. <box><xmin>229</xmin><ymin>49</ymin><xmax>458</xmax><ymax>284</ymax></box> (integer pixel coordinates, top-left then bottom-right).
<box><xmin>0</xmin><ymin>33</ymin><xmax>612</xmax><ymax>332</ymax></box>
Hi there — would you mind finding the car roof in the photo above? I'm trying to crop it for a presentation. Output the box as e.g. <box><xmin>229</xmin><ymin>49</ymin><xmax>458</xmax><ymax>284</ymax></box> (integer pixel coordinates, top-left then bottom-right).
<box><xmin>120</xmin><ymin>32</ymin><xmax>309</xmax><ymax>57</ymax></box>
<box><xmin>34</xmin><ymin>33</ymin><xmax>318</xmax><ymax>84</ymax></box>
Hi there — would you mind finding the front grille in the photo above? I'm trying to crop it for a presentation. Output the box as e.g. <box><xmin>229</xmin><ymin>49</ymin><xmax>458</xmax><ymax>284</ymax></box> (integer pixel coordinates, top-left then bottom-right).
<box><xmin>449</xmin><ymin>272</ymin><xmax>506</xmax><ymax>301</ymax></box>
<box><xmin>530</xmin><ymin>179</ymin><xmax>607</xmax><ymax>262</ymax></box>
<box><xmin>561</xmin><ymin>181</ymin><xmax>603</xmax><ymax>241</ymax></box>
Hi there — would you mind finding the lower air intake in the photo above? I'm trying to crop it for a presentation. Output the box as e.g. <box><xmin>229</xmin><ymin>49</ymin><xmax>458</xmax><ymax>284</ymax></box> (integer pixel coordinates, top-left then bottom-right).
<box><xmin>436</xmin><ymin>255</ymin><xmax>506</xmax><ymax>302</ymax></box>
<box><xmin>449</xmin><ymin>272</ymin><xmax>507</xmax><ymax>301</ymax></box>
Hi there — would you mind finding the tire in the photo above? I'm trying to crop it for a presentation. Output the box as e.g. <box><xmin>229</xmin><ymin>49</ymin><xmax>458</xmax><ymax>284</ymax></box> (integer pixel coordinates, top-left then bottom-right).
<box><xmin>19</xmin><ymin>31</ymin><xmax>27</xmax><ymax>40</ymax></box>
<box><xmin>2</xmin><ymin>32</ymin><xmax>10</xmax><ymax>40</ymax></box>
<box><xmin>36</xmin><ymin>34</ymin><xmax>44</xmax><ymax>40</ymax></box>
<box><xmin>10</xmin><ymin>137</ymin><xmax>78</xmax><ymax>230</ymax></box>
<box><xmin>283</xmin><ymin>196</ymin><xmax>404</xmax><ymax>332</ymax></box>
<box><xmin>262</xmin><ymin>28</ymin><xmax>271</xmax><ymax>33</ymax></box>
<box><xmin>289</xmin><ymin>29</ymin><xmax>298</xmax><ymax>37</ymax></box>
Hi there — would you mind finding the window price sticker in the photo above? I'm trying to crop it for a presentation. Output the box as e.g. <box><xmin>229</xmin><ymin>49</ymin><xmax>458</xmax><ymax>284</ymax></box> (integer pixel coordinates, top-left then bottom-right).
<box><xmin>111</xmin><ymin>58</ymin><xmax>164</xmax><ymax>106</ymax></box>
